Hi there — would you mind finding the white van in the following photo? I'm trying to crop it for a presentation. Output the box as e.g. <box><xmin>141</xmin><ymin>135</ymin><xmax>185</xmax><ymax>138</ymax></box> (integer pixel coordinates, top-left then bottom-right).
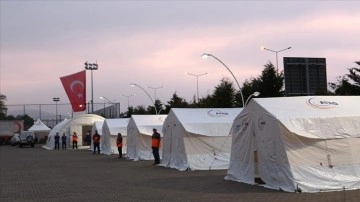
<box><xmin>19</xmin><ymin>131</ymin><xmax>35</xmax><ymax>148</ymax></box>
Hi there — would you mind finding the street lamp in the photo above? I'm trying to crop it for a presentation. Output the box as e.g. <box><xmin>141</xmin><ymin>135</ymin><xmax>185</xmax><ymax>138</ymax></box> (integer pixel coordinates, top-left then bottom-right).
<box><xmin>186</xmin><ymin>72</ymin><xmax>207</xmax><ymax>103</ymax></box>
<box><xmin>53</xmin><ymin>97</ymin><xmax>60</xmax><ymax>124</ymax></box>
<box><xmin>245</xmin><ymin>92</ymin><xmax>260</xmax><ymax>106</ymax></box>
<box><xmin>201</xmin><ymin>53</ymin><xmax>245</xmax><ymax>107</ymax></box>
<box><xmin>122</xmin><ymin>94</ymin><xmax>135</xmax><ymax>109</ymax></box>
<box><xmin>147</xmin><ymin>86</ymin><xmax>163</xmax><ymax>101</ymax></box>
<box><xmin>261</xmin><ymin>46</ymin><xmax>291</xmax><ymax>73</ymax></box>
<box><xmin>130</xmin><ymin>83</ymin><xmax>158</xmax><ymax>114</ymax></box>
<box><xmin>85</xmin><ymin>61</ymin><xmax>98</xmax><ymax>113</ymax></box>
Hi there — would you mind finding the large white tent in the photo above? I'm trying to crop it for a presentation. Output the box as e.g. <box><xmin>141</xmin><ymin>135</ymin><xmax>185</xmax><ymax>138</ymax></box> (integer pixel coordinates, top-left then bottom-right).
<box><xmin>90</xmin><ymin>121</ymin><xmax>104</xmax><ymax>152</ymax></box>
<box><xmin>126</xmin><ymin>115</ymin><xmax>167</xmax><ymax>161</ymax></box>
<box><xmin>101</xmin><ymin>118</ymin><xmax>130</xmax><ymax>155</ymax></box>
<box><xmin>43</xmin><ymin>114</ymin><xmax>105</xmax><ymax>150</ymax></box>
<box><xmin>161</xmin><ymin>108</ymin><xmax>242</xmax><ymax>171</ymax></box>
<box><xmin>28</xmin><ymin>119</ymin><xmax>51</xmax><ymax>143</ymax></box>
<box><xmin>225</xmin><ymin>96</ymin><xmax>360</xmax><ymax>193</ymax></box>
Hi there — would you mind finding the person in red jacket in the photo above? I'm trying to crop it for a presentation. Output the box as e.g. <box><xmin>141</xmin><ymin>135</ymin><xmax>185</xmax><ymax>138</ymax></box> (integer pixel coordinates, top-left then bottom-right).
<box><xmin>151</xmin><ymin>128</ymin><xmax>161</xmax><ymax>165</ymax></box>
<box><xmin>72</xmin><ymin>132</ymin><xmax>78</xmax><ymax>149</ymax></box>
<box><xmin>116</xmin><ymin>133</ymin><xmax>123</xmax><ymax>158</ymax></box>
<box><xmin>92</xmin><ymin>130</ymin><xmax>100</xmax><ymax>154</ymax></box>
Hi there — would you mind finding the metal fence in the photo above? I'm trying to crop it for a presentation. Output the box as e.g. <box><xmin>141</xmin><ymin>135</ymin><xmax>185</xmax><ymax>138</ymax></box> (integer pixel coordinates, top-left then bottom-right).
<box><xmin>4</xmin><ymin>102</ymin><xmax>120</xmax><ymax>128</ymax></box>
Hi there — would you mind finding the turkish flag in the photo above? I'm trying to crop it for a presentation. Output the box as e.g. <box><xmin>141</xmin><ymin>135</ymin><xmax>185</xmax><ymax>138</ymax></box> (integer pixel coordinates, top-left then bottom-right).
<box><xmin>60</xmin><ymin>70</ymin><xmax>86</xmax><ymax>112</ymax></box>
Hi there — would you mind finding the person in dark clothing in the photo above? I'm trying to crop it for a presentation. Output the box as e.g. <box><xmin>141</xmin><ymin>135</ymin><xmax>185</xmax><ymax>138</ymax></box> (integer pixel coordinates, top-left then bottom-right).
<box><xmin>151</xmin><ymin>128</ymin><xmax>161</xmax><ymax>165</ymax></box>
<box><xmin>116</xmin><ymin>133</ymin><xmax>123</xmax><ymax>158</ymax></box>
<box><xmin>86</xmin><ymin>131</ymin><xmax>91</xmax><ymax>146</ymax></box>
<box><xmin>92</xmin><ymin>130</ymin><xmax>100</xmax><ymax>154</ymax></box>
<box><xmin>54</xmin><ymin>133</ymin><xmax>60</xmax><ymax>150</ymax></box>
<box><xmin>61</xmin><ymin>133</ymin><xmax>67</xmax><ymax>150</ymax></box>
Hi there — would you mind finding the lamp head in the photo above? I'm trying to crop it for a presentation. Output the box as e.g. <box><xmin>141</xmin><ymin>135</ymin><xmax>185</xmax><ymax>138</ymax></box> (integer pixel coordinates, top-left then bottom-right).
<box><xmin>201</xmin><ymin>53</ymin><xmax>210</xmax><ymax>59</ymax></box>
<box><xmin>253</xmin><ymin>92</ymin><xmax>260</xmax><ymax>97</ymax></box>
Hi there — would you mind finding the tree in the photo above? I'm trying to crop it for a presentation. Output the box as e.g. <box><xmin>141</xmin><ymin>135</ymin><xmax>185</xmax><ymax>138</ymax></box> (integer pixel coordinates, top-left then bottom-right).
<box><xmin>240</xmin><ymin>62</ymin><xmax>284</xmax><ymax>104</ymax></box>
<box><xmin>132</xmin><ymin>105</ymin><xmax>148</xmax><ymax>114</ymax></box>
<box><xmin>167</xmin><ymin>92</ymin><xmax>189</xmax><ymax>108</ymax></box>
<box><xmin>0</xmin><ymin>94</ymin><xmax>7</xmax><ymax>119</ymax></box>
<box><xmin>257</xmin><ymin>62</ymin><xmax>284</xmax><ymax>97</ymax></box>
<box><xmin>15</xmin><ymin>114</ymin><xmax>34</xmax><ymax>130</ymax></box>
<box><xmin>329</xmin><ymin>61</ymin><xmax>360</xmax><ymax>95</ymax></box>
<box><xmin>211</xmin><ymin>77</ymin><xmax>236</xmax><ymax>107</ymax></box>
<box><xmin>198</xmin><ymin>77</ymin><xmax>236</xmax><ymax>108</ymax></box>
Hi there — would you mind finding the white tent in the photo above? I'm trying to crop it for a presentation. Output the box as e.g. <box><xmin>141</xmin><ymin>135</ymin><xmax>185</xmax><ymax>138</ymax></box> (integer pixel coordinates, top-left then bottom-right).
<box><xmin>90</xmin><ymin>121</ymin><xmax>104</xmax><ymax>152</ymax></box>
<box><xmin>43</xmin><ymin>114</ymin><xmax>105</xmax><ymax>150</ymax></box>
<box><xmin>225</xmin><ymin>96</ymin><xmax>360</xmax><ymax>193</ymax></box>
<box><xmin>101</xmin><ymin>118</ymin><xmax>130</xmax><ymax>155</ymax></box>
<box><xmin>161</xmin><ymin>108</ymin><xmax>242</xmax><ymax>171</ymax></box>
<box><xmin>28</xmin><ymin>119</ymin><xmax>51</xmax><ymax>143</ymax></box>
<box><xmin>126</xmin><ymin>115</ymin><xmax>167</xmax><ymax>161</ymax></box>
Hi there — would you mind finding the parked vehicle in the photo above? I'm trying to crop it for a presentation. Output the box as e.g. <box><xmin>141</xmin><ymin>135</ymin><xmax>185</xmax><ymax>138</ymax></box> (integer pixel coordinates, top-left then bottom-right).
<box><xmin>0</xmin><ymin>120</ymin><xmax>24</xmax><ymax>145</ymax></box>
<box><xmin>10</xmin><ymin>133</ymin><xmax>20</xmax><ymax>146</ymax></box>
<box><xmin>19</xmin><ymin>131</ymin><xmax>35</xmax><ymax>148</ymax></box>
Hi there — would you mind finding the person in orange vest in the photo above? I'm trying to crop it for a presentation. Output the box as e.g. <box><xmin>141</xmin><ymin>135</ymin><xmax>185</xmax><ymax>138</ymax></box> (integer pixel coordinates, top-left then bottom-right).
<box><xmin>72</xmin><ymin>132</ymin><xmax>78</xmax><ymax>149</ymax></box>
<box><xmin>116</xmin><ymin>133</ymin><xmax>123</xmax><ymax>158</ymax></box>
<box><xmin>92</xmin><ymin>130</ymin><xmax>100</xmax><ymax>154</ymax></box>
<box><xmin>151</xmin><ymin>128</ymin><xmax>161</xmax><ymax>165</ymax></box>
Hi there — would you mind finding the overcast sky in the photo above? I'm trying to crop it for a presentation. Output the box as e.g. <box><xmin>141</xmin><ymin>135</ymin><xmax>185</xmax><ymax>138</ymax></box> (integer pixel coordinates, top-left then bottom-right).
<box><xmin>1</xmin><ymin>1</ymin><xmax>359</xmax><ymax>115</ymax></box>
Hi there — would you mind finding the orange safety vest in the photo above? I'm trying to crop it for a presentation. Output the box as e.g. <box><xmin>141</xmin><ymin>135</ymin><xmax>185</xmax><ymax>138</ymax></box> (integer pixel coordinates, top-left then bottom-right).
<box><xmin>116</xmin><ymin>138</ymin><xmax>122</xmax><ymax>147</ymax></box>
<box><xmin>152</xmin><ymin>135</ymin><xmax>160</xmax><ymax>148</ymax></box>
<box><xmin>93</xmin><ymin>134</ymin><xmax>100</xmax><ymax>143</ymax></box>
<box><xmin>72</xmin><ymin>135</ymin><xmax>78</xmax><ymax>142</ymax></box>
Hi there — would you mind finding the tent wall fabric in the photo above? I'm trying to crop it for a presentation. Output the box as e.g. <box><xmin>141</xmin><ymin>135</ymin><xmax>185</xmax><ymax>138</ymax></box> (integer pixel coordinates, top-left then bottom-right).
<box><xmin>225</xmin><ymin>96</ymin><xmax>360</xmax><ymax>193</ymax></box>
<box><xmin>28</xmin><ymin>119</ymin><xmax>51</xmax><ymax>142</ymax></box>
<box><xmin>161</xmin><ymin>108</ymin><xmax>242</xmax><ymax>171</ymax></box>
<box><xmin>43</xmin><ymin>114</ymin><xmax>105</xmax><ymax>150</ymax></box>
<box><xmin>126</xmin><ymin>115</ymin><xmax>167</xmax><ymax>161</ymax></box>
<box><xmin>101</xmin><ymin>118</ymin><xmax>130</xmax><ymax>155</ymax></box>
<box><xmin>90</xmin><ymin>121</ymin><xmax>104</xmax><ymax>152</ymax></box>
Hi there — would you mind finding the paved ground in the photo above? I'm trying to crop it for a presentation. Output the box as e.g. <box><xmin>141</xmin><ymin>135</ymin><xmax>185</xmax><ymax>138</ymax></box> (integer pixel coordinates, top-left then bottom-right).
<box><xmin>0</xmin><ymin>145</ymin><xmax>359</xmax><ymax>202</ymax></box>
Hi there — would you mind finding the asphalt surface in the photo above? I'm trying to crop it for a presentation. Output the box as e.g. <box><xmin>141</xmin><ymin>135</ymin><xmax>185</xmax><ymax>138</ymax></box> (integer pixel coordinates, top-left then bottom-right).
<box><xmin>0</xmin><ymin>145</ymin><xmax>359</xmax><ymax>202</ymax></box>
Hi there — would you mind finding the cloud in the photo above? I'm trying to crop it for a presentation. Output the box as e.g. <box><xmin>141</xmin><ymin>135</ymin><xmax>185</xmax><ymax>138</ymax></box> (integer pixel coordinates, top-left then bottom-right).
<box><xmin>1</xmin><ymin>1</ymin><xmax>359</xmax><ymax>112</ymax></box>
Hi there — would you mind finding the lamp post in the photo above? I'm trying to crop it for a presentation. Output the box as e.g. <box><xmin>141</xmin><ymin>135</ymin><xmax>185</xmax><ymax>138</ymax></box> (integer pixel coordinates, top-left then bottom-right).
<box><xmin>53</xmin><ymin>97</ymin><xmax>60</xmax><ymax>124</ymax></box>
<box><xmin>147</xmin><ymin>86</ymin><xmax>163</xmax><ymax>101</ymax></box>
<box><xmin>85</xmin><ymin>61</ymin><xmax>98</xmax><ymax>113</ymax></box>
<box><xmin>122</xmin><ymin>94</ymin><xmax>135</xmax><ymax>109</ymax></box>
<box><xmin>201</xmin><ymin>53</ymin><xmax>245</xmax><ymax>107</ymax></box>
<box><xmin>130</xmin><ymin>83</ymin><xmax>158</xmax><ymax>114</ymax></box>
<box><xmin>186</xmin><ymin>72</ymin><xmax>207</xmax><ymax>103</ymax></box>
<box><xmin>261</xmin><ymin>46</ymin><xmax>291</xmax><ymax>73</ymax></box>
<box><xmin>245</xmin><ymin>92</ymin><xmax>260</xmax><ymax>106</ymax></box>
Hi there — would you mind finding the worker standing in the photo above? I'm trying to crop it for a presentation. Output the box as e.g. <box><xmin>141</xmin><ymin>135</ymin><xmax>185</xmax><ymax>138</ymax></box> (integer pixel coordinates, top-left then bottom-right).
<box><xmin>72</xmin><ymin>132</ymin><xmax>78</xmax><ymax>149</ymax></box>
<box><xmin>54</xmin><ymin>133</ymin><xmax>60</xmax><ymax>150</ymax></box>
<box><xmin>61</xmin><ymin>133</ymin><xmax>67</xmax><ymax>150</ymax></box>
<box><xmin>151</xmin><ymin>128</ymin><xmax>161</xmax><ymax>165</ymax></box>
<box><xmin>92</xmin><ymin>130</ymin><xmax>100</xmax><ymax>154</ymax></box>
<box><xmin>116</xmin><ymin>133</ymin><xmax>123</xmax><ymax>158</ymax></box>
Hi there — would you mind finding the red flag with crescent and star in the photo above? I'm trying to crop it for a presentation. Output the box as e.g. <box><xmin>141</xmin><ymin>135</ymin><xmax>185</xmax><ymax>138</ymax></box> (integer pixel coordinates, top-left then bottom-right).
<box><xmin>60</xmin><ymin>70</ymin><xmax>86</xmax><ymax>112</ymax></box>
